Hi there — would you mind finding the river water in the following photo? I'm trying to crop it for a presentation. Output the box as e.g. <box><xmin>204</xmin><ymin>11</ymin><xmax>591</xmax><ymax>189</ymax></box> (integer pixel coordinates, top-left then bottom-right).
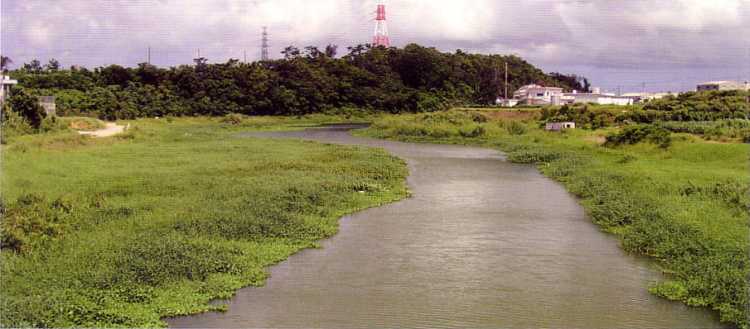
<box><xmin>167</xmin><ymin>125</ymin><xmax>724</xmax><ymax>328</ymax></box>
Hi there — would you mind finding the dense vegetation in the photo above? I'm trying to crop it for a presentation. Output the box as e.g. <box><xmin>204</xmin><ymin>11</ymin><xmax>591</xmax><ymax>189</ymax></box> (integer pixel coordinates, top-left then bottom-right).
<box><xmin>0</xmin><ymin>117</ymin><xmax>408</xmax><ymax>327</ymax></box>
<box><xmin>6</xmin><ymin>44</ymin><xmax>585</xmax><ymax>120</ymax></box>
<box><xmin>358</xmin><ymin>110</ymin><xmax>749</xmax><ymax>328</ymax></box>
<box><xmin>540</xmin><ymin>91</ymin><xmax>750</xmax><ymax>141</ymax></box>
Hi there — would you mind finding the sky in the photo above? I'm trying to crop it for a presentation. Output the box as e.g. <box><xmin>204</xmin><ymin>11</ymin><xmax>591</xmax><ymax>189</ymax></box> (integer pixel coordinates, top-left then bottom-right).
<box><xmin>2</xmin><ymin>0</ymin><xmax>749</xmax><ymax>93</ymax></box>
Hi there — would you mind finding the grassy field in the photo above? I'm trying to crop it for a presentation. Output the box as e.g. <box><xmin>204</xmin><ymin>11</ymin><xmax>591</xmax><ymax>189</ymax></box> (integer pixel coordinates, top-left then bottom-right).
<box><xmin>356</xmin><ymin>110</ymin><xmax>750</xmax><ymax>328</ymax></box>
<box><xmin>0</xmin><ymin>115</ymin><xmax>408</xmax><ymax>327</ymax></box>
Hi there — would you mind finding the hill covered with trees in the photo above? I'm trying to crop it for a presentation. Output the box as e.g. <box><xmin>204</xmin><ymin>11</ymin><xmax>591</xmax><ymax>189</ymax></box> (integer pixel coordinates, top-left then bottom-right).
<box><xmin>7</xmin><ymin>43</ymin><xmax>587</xmax><ymax>119</ymax></box>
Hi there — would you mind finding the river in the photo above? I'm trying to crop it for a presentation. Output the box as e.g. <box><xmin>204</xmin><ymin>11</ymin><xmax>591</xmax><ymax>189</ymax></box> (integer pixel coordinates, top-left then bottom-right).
<box><xmin>167</xmin><ymin>125</ymin><xmax>724</xmax><ymax>328</ymax></box>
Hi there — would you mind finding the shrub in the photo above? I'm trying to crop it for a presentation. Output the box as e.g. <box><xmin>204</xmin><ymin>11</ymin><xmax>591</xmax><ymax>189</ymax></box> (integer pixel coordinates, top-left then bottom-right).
<box><xmin>506</xmin><ymin>121</ymin><xmax>527</xmax><ymax>135</ymax></box>
<box><xmin>220</xmin><ymin>113</ymin><xmax>244</xmax><ymax>125</ymax></box>
<box><xmin>39</xmin><ymin>116</ymin><xmax>69</xmax><ymax>133</ymax></box>
<box><xmin>1</xmin><ymin>104</ymin><xmax>34</xmax><ymax>141</ymax></box>
<box><xmin>1</xmin><ymin>194</ymin><xmax>72</xmax><ymax>253</ymax></box>
<box><xmin>605</xmin><ymin>124</ymin><xmax>672</xmax><ymax>149</ymax></box>
<box><xmin>8</xmin><ymin>89</ymin><xmax>46</xmax><ymax>129</ymax></box>
<box><xmin>459</xmin><ymin>125</ymin><xmax>485</xmax><ymax>138</ymax></box>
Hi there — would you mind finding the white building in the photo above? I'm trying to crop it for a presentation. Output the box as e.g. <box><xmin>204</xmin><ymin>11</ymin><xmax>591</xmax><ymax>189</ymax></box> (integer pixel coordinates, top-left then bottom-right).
<box><xmin>513</xmin><ymin>84</ymin><xmax>564</xmax><ymax>105</ymax></box>
<box><xmin>696</xmin><ymin>81</ymin><xmax>749</xmax><ymax>92</ymax></box>
<box><xmin>562</xmin><ymin>91</ymin><xmax>635</xmax><ymax>106</ymax></box>
<box><xmin>621</xmin><ymin>92</ymin><xmax>677</xmax><ymax>103</ymax></box>
<box><xmin>0</xmin><ymin>75</ymin><xmax>18</xmax><ymax>104</ymax></box>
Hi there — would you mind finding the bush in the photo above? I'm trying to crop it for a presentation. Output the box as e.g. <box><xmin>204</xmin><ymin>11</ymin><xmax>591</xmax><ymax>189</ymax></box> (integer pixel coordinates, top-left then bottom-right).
<box><xmin>220</xmin><ymin>113</ymin><xmax>244</xmax><ymax>125</ymax></box>
<box><xmin>1</xmin><ymin>194</ymin><xmax>72</xmax><ymax>253</ymax></box>
<box><xmin>8</xmin><ymin>89</ymin><xmax>46</xmax><ymax>129</ymax></box>
<box><xmin>39</xmin><ymin>116</ymin><xmax>70</xmax><ymax>133</ymax></box>
<box><xmin>1</xmin><ymin>104</ymin><xmax>34</xmax><ymax>141</ymax></box>
<box><xmin>458</xmin><ymin>125</ymin><xmax>485</xmax><ymax>138</ymax></box>
<box><xmin>506</xmin><ymin>121</ymin><xmax>527</xmax><ymax>135</ymax></box>
<box><xmin>605</xmin><ymin>124</ymin><xmax>672</xmax><ymax>149</ymax></box>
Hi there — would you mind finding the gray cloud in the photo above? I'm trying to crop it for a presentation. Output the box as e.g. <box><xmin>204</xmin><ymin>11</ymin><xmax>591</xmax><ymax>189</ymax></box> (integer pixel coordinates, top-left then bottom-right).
<box><xmin>2</xmin><ymin>0</ymin><xmax>749</xmax><ymax>92</ymax></box>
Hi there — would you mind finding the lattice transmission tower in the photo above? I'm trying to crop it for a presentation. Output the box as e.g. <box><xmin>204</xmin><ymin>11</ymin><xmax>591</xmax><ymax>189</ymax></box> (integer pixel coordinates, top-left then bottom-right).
<box><xmin>261</xmin><ymin>26</ymin><xmax>270</xmax><ymax>61</ymax></box>
<box><xmin>373</xmin><ymin>1</ymin><xmax>390</xmax><ymax>47</ymax></box>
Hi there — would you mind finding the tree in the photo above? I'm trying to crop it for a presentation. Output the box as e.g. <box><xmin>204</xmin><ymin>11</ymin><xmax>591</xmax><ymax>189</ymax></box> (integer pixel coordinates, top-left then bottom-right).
<box><xmin>98</xmin><ymin>65</ymin><xmax>133</xmax><ymax>87</ymax></box>
<box><xmin>304</xmin><ymin>46</ymin><xmax>323</xmax><ymax>60</ymax></box>
<box><xmin>325</xmin><ymin>44</ymin><xmax>338</xmax><ymax>58</ymax></box>
<box><xmin>23</xmin><ymin>59</ymin><xmax>43</xmax><ymax>73</ymax></box>
<box><xmin>193</xmin><ymin>57</ymin><xmax>208</xmax><ymax>67</ymax></box>
<box><xmin>46</xmin><ymin>59</ymin><xmax>60</xmax><ymax>72</ymax></box>
<box><xmin>9</xmin><ymin>89</ymin><xmax>46</xmax><ymax>129</ymax></box>
<box><xmin>1</xmin><ymin>56</ymin><xmax>12</xmax><ymax>73</ymax></box>
<box><xmin>281</xmin><ymin>46</ymin><xmax>301</xmax><ymax>60</ymax></box>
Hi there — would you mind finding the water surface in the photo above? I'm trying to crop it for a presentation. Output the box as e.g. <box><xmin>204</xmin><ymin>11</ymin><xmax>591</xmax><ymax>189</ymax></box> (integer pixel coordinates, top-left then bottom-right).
<box><xmin>168</xmin><ymin>125</ymin><xmax>724</xmax><ymax>328</ymax></box>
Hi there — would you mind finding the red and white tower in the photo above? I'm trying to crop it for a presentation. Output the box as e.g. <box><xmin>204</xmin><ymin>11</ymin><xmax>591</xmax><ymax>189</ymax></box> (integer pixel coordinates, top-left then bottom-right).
<box><xmin>373</xmin><ymin>1</ymin><xmax>390</xmax><ymax>47</ymax></box>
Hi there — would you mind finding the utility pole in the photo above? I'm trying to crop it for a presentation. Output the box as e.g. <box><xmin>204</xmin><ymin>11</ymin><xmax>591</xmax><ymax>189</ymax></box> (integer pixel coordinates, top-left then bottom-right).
<box><xmin>504</xmin><ymin>62</ymin><xmax>509</xmax><ymax>100</ymax></box>
<box><xmin>147</xmin><ymin>46</ymin><xmax>151</xmax><ymax>65</ymax></box>
<box><xmin>244</xmin><ymin>50</ymin><xmax>247</xmax><ymax>63</ymax></box>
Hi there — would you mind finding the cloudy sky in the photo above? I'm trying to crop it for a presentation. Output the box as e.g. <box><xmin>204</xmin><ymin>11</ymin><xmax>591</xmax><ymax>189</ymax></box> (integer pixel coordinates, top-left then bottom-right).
<box><xmin>2</xmin><ymin>0</ymin><xmax>749</xmax><ymax>92</ymax></box>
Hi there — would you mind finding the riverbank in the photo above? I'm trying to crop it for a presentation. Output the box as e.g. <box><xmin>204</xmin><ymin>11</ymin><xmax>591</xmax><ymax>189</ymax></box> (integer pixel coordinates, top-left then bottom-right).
<box><xmin>356</xmin><ymin>110</ymin><xmax>750</xmax><ymax>328</ymax></box>
<box><xmin>0</xmin><ymin>115</ymin><xmax>408</xmax><ymax>327</ymax></box>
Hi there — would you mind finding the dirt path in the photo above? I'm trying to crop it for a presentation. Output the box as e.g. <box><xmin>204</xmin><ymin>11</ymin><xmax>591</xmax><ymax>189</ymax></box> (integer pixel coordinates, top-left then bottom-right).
<box><xmin>78</xmin><ymin>123</ymin><xmax>126</xmax><ymax>137</ymax></box>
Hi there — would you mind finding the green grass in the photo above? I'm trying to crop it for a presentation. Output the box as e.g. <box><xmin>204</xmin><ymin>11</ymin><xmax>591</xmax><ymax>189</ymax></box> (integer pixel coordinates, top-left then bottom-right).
<box><xmin>356</xmin><ymin>110</ymin><xmax>750</xmax><ymax>328</ymax></box>
<box><xmin>0</xmin><ymin>116</ymin><xmax>408</xmax><ymax>327</ymax></box>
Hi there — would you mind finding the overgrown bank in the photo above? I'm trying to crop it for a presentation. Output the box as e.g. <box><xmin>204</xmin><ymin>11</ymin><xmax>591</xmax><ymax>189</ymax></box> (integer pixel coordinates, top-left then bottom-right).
<box><xmin>0</xmin><ymin>116</ymin><xmax>408</xmax><ymax>327</ymax></box>
<box><xmin>356</xmin><ymin>110</ymin><xmax>750</xmax><ymax>328</ymax></box>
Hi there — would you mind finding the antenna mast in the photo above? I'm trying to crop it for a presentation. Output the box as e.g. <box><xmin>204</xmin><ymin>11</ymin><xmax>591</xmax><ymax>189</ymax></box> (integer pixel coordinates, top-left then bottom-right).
<box><xmin>261</xmin><ymin>26</ymin><xmax>270</xmax><ymax>61</ymax></box>
<box><xmin>373</xmin><ymin>1</ymin><xmax>390</xmax><ymax>47</ymax></box>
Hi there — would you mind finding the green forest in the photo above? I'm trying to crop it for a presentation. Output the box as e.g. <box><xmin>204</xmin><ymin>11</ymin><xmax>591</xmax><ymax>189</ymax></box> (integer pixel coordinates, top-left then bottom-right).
<box><xmin>4</xmin><ymin>43</ymin><xmax>586</xmax><ymax>119</ymax></box>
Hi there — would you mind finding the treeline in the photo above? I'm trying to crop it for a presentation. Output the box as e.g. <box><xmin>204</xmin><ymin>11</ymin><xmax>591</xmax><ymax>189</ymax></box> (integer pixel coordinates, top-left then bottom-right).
<box><xmin>8</xmin><ymin>44</ymin><xmax>586</xmax><ymax>119</ymax></box>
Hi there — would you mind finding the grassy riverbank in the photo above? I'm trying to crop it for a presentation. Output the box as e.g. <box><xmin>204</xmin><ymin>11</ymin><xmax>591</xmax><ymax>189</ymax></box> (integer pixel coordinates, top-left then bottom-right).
<box><xmin>0</xmin><ymin>115</ymin><xmax>408</xmax><ymax>327</ymax></box>
<box><xmin>357</xmin><ymin>110</ymin><xmax>750</xmax><ymax>328</ymax></box>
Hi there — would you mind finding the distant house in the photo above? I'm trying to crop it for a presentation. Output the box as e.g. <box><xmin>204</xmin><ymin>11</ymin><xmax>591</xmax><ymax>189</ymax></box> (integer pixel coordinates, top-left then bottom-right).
<box><xmin>38</xmin><ymin>96</ymin><xmax>57</xmax><ymax>116</ymax></box>
<box><xmin>545</xmin><ymin>122</ymin><xmax>575</xmax><ymax>131</ymax></box>
<box><xmin>696</xmin><ymin>81</ymin><xmax>749</xmax><ymax>92</ymax></box>
<box><xmin>513</xmin><ymin>84</ymin><xmax>564</xmax><ymax>105</ymax></box>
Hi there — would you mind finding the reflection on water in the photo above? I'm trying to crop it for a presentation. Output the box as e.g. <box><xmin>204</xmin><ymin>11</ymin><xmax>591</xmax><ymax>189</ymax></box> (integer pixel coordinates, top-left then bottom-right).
<box><xmin>167</xmin><ymin>126</ymin><xmax>724</xmax><ymax>329</ymax></box>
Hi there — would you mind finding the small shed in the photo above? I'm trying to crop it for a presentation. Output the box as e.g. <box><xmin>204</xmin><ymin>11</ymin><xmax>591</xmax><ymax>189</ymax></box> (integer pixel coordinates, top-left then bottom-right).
<box><xmin>545</xmin><ymin>122</ymin><xmax>575</xmax><ymax>131</ymax></box>
<box><xmin>38</xmin><ymin>96</ymin><xmax>56</xmax><ymax>116</ymax></box>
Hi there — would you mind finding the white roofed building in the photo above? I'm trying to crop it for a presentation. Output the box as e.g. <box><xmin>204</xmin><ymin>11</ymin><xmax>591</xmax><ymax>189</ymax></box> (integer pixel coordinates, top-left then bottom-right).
<box><xmin>513</xmin><ymin>84</ymin><xmax>564</xmax><ymax>105</ymax></box>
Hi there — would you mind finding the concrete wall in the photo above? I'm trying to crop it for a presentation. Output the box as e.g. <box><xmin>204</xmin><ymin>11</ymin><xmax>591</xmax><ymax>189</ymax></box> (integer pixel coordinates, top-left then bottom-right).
<box><xmin>38</xmin><ymin>96</ymin><xmax>57</xmax><ymax>116</ymax></box>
